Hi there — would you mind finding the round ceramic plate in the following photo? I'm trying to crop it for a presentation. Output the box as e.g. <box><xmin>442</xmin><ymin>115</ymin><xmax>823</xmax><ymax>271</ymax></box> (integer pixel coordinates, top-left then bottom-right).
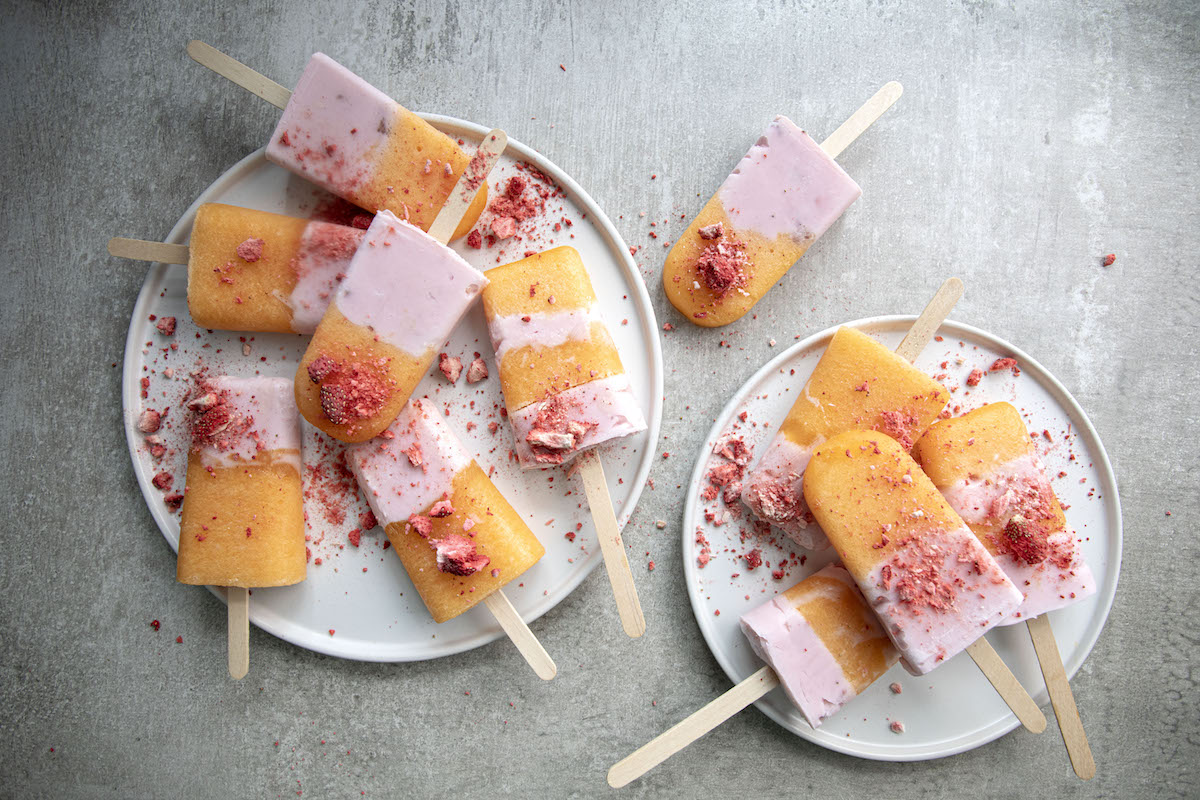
<box><xmin>681</xmin><ymin>316</ymin><xmax>1120</xmax><ymax>760</ymax></box>
<box><xmin>122</xmin><ymin>116</ymin><xmax>662</xmax><ymax>662</ymax></box>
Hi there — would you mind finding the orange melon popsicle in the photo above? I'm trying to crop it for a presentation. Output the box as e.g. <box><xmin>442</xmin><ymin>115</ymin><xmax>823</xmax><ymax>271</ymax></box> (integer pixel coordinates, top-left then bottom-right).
<box><xmin>186</xmin><ymin>203</ymin><xmax>364</xmax><ymax>334</ymax></box>
<box><xmin>481</xmin><ymin>246</ymin><xmax>646</xmax><ymax>469</ymax></box>
<box><xmin>912</xmin><ymin>402</ymin><xmax>1096</xmax><ymax>621</ymax></box>
<box><xmin>266</xmin><ymin>53</ymin><xmax>485</xmax><ymax>240</ymax></box>
<box><xmin>662</xmin><ymin>117</ymin><xmax>861</xmax><ymax>326</ymax></box>
<box><xmin>295</xmin><ymin>209</ymin><xmax>487</xmax><ymax>443</ymax></box>
<box><xmin>743</xmin><ymin>327</ymin><xmax>948</xmax><ymax>550</ymax></box>
<box><xmin>177</xmin><ymin>376</ymin><xmax>305</xmax><ymax>588</ymax></box>
<box><xmin>740</xmin><ymin>564</ymin><xmax>899</xmax><ymax>727</ymax></box>
<box><xmin>804</xmin><ymin>430</ymin><xmax>1023</xmax><ymax>674</ymax></box>
<box><xmin>347</xmin><ymin>398</ymin><xmax>545</xmax><ymax>623</ymax></box>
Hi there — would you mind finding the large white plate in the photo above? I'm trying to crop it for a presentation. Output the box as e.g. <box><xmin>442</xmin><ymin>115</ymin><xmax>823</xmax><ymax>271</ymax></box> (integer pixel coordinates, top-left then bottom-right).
<box><xmin>681</xmin><ymin>316</ymin><xmax>1120</xmax><ymax>760</ymax></box>
<box><xmin>122</xmin><ymin>116</ymin><xmax>662</xmax><ymax>662</ymax></box>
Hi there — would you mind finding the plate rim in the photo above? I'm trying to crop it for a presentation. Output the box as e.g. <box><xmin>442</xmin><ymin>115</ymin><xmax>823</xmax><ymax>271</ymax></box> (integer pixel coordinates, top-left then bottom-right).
<box><xmin>679</xmin><ymin>314</ymin><xmax>1122</xmax><ymax>760</ymax></box>
<box><xmin>121</xmin><ymin>114</ymin><xmax>664</xmax><ymax>662</ymax></box>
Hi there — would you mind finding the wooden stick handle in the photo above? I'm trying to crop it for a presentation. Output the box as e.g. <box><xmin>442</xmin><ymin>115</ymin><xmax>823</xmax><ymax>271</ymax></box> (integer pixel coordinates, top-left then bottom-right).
<box><xmin>108</xmin><ymin>238</ymin><xmax>189</xmax><ymax>265</ymax></box>
<box><xmin>894</xmin><ymin>276</ymin><xmax>964</xmax><ymax>362</ymax></box>
<box><xmin>608</xmin><ymin>666</ymin><xmax>778</xmax><ymax>788</ymax></box>
<box><xmin>966</xmin><ymin>637</ymin><xmax>1046</xmax><ymax>733</ymax></box>
<box><xmin>187</xmin><ymin>40</ymin><xmax>292</xmax><ymax>110</ymax></box>
<box><xmin>820</xmin><ymin>81</ymin><xmax>903</xmax><ymax>159</ymax></box>
<box><xmin>227</xmin><ymin>587</ymin><xmax>249</xmax><ymax>680</ymax></box>
<box><xmin>1027</xmin><ymin>615</ymin><xmax>1096</xmax><ymax>779</ymax></box>
<box><xmin>578</xmin><ymin>451</ymin><xmax>646</xmax><ymax>638</ymax></box>
<box><xmin>426</xmin><ymin>129</ymin><xmax>507</xmax><ymax>244</ymax></box>
<box><xmin>483</xmin><ymin>590</ymin><xmax>556</xmax><ymax>680</ymax></box>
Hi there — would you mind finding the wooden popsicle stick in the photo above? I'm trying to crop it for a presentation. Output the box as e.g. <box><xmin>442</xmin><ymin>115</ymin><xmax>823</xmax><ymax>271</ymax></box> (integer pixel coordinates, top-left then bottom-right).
<box><xmin>894</xmin><ymin>276</ymin><xmax>964</xmax><ymax>362</ymax></box>
<box><xmin>608</xmin><ymin>666</ymin><xmax>779</xmax><ymax>788</ymax></box>
<box><xmin>577</xmin><ymin>451</ymin><xmax>646</xmax><ymax>638</ymax></box>
<box><xmin>426</xmin><ymin>129</ymin><xmax>508</xmax><ymax>244</ymax></box>
<box><xmin>227</xmin><ymin>586</ymin><xmax>249</xmax><ymax>680</ymax></box>
<box><xmin>820</xmin><ymin>81</ymin><xmax>903</xmax><ymax>160</ymax></box>
<box><xmin>1027</xmin><ymin>614</ymin><xmax>1096</xmax><ymax>779</ymax></box>
<box><xmin>483</xmin><ymin>590</ymin><xmax>556</xmax><ymax>680</ymax></box>
<box><xmin>966</xmin><ymin>638</ymin><xmax>1047</xmax><ymax>733</ymax></box>
<box><xmin>108</xmin><ymin>238</ymin><xmax>189</xmax><ymax>265</ymax></box>
<box><xmin>187</xmin><ymin>40</ymin><xmax>292</xmax><ymax>110</ymax></box>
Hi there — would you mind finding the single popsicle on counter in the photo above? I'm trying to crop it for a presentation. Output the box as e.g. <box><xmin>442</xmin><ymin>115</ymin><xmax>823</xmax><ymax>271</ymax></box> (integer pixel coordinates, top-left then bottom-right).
<box><xmin>913</xmin><ymin>402</ymin><xmax>1097</xmax><ymax>779</ymax></box>
<box><xmin>804</xmin><ymin>430</ymin><xmax>1045</xmax><ymax>731</ymax></box>
<box><xmin>347</xmin><ymin>398</ymin><xmax>554</xmax><ymax>679</ymax></box>
<box><xmin>608</xmin><ymin>565</ymin><xmax>899</xmax><ymax>787</ymax></box>
<box><xmin>188</xmin><ymin>42</ymin><xmax>485</xmax><ymax>240</ymax></box>
<box><xmin>175</xmin><ymin>376</ymin><xmax>305</xmax><ymax>679</ymax></box>
<box><xmin>742</xmin><ymin>325</ymin><xmax>950</xmax><ymax>551</ymax></box>
<box><xmin>294</xmin><ymin>131</ymin><xmax>506</xmax><ymax>443</ymax></box>
<box><xmin>481</xmin><ymin>246</ymin><xmax>648</xmax><ymax>637</ymax></box>
<box><xmin>109</xmin><ymin>203</ymin><xmax>364</xmax><ymax>333</ymax></box>
<box><xmin>662</xmin><ymin>83</ymin><xmax>902</xmax><ymax>327</ymax></box>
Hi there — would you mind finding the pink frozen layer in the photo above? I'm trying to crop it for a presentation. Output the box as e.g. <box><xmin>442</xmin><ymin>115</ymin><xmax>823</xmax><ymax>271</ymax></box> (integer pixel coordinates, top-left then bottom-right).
<box><xmin>509</xmin><ymin>375</ymin><xmax>646</xmax><ymax>470</ymax></box>
<box><xmin>347</xmin><ymin>398</ymin><xmax>471</xmax><ymax>525</ymax></box>
<box><xmin>863</xmin><ymin>525</ymin><xmax>1023</xmax><ymax>674</ymax></box>
<box><xmin>488</xmin><ymin>306</ymin><xmax>605</xmax><ymax>363</ymax></box>
<box><xmin>718</xmin><ymin>116</ymin><xmax>862</xmax><ymax>243</ymax></box>
<box><xmin>742</xmin><ymin>436</ymin><xmax>826</xmax><ymax>550</ymax></box>
<box><xmin>333</xmin><ymin>210</ymin><xmax>486</xmax><ymax>355</ymax></box>
<box><xmin>285</xmin><ymin>220</ymin><xmax>365</xmax><ymax>334</ymax></box>
<box><xmin>941</xmin><ymin>452</ymin><xmax>1097</xmax><ymax>623</ymax></box>
<box><xmin>193</xmin><ymin>376</ymin><xmax>302</xmax><ymax>471</ymax></box>
<box><xmin>266</xmin><ymin>52</ymin><xmax>393</xmax><ymax>198</ymax></box>
<box><xmin>739</xmin><ymin>565</ymin><xmax>870</xmax><ymax>728</ymax></box>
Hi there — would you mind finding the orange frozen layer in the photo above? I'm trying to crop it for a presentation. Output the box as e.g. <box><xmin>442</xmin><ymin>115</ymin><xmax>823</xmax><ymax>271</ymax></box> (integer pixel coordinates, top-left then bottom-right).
<box><xmin>177</xmin><ymin>454</ymin><xmax>305</xmax><ymax>587</ymax></box>
<box><xmin>384</xmin><ymin>462</ymin><xmax>545</xmax><ymax>623</ymax></box>
<box><xmin>663</xmin><ymin>197</ymin><xmax>811</xmax><ymax>327</ymax></box>
<box><xmin>294</xmin><ymin>304</ymin><xmax>426</xmax><ymax>443</ymax></box>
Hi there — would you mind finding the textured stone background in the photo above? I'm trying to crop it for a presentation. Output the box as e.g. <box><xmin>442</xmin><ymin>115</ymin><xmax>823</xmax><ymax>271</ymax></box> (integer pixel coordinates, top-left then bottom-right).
<box><xmin>1</xmin><ymin>1</ymin><xmax>1197</xmax><ymax>797</ymax></box>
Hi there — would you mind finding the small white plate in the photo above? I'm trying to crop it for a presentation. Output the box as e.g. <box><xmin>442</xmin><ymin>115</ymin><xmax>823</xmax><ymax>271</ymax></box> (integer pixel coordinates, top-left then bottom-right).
<box><xmin>681</xmin><ymin>316</ymin><xmax>1120</xmax><ymax>760</ymax></box>
<box><xmin>122</xmin><ymin>116</ymin><xmax>662</xmax><ymax>662</ymax></box>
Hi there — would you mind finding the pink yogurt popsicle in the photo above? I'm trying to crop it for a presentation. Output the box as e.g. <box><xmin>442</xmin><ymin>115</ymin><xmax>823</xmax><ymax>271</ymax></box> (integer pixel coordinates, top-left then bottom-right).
<box><xmin>662</xmin><ymin>115</ymin><xmax>862</xmax><ymax>326</ymax></box>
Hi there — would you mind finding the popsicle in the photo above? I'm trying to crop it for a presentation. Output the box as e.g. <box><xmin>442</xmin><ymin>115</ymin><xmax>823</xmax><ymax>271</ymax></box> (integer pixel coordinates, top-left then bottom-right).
<box><xmin>913</xmin><ymin>402</ymin><xmax>1097</xmax><ymax>778</ymax></box>
<box><xmin>294</xmin><ymin>131</ymin><xmax>505</xmax><ymax>443</ymax></box>
<box><xmin>347</xmin><ymin>398</ymin><xmax>554</xmax><ymax>678</ymax></box>
<box><xmin>662</xmin><ymin>83</ymin><xmax>902</xmax><ymax>327</ymax></box>
<box><xmin>481</xmin><ymin>246</ymin><xmax>648</xmax><ymax>637</ymax></box>
<box><xmin>743</xmin><ymin>325</ymin><xmax>950</xmax><ymax>550</ymax></box>
<box><xmin>481</xmin><ymin>246</ymin><xmax>647</xmax><ymax>470</ymax></box>
<box><xmin>804</xmin><ymin>430</ymin><xmax>1024</xmax><ymax>674</ymax></box>
<box><xmin>109</xmin><ymin>203</ymin><xmax>364</xmax><ymax>333</ymax></box>
<box><xmin>189</xmin><ymin>42</ymin><xmax>485</xmax><ymax>240</ymax></box>
<box><xmin>176</xmin><ymin>376</ymin><xmax>305</xmax><ymax>679</ymax></box>
<box><xmin>608</xmin><ymin>565</ymin><xmax>898</xmax><ymax>787</ymax></box>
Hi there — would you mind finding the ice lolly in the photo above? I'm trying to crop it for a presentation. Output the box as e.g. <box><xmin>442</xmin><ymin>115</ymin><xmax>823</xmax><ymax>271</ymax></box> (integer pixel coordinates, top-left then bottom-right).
<box><xmin>661</xmin><ymin>84</ymin><xmax>900</xmax><ymax>327</ymax></box>
<box><xmin>109</xmin><ymin>203</ymin><xmax>364</xmax><ymax>334</ymax></box>
<box><xmin>912</xmin><ymin>402</ymin><xmax>1097</xmax><ymax>621</ymax></box>
<box><xmin>176</xmin><ymin>376</ymin><xmax>305</xmax><ymax>678</ymax></box>
<box><xmin>481</xmin><ymin>245</ymin><xmax>648</xmax><ymax>637</ymax></box>
<box><xmin>662</xmin><ymin>117</ymin><xmax>860</xmax><ymax>326</ymax></box>
<box><xmin>743</xmin><ymin>326</ymin><xmax>949</xmax><ymax>550</ymax></box>
<box><xmin>481</xmin><ymin>246</ymin><xmax>647</xmax><ymax>469</ymax></box>
<box><xmin>609</xmin><ymin>565</ymin><xmax>896</xmax><ymax>787</ymax></box>
<box><xmin>348</xmin><ymin>398</ymin><xmax>554</xmax><ymax>677</ymax></box>
<box><xmin>189</xmin><ymin>43</ymin><xmax>485</xmax><ymax>240</ymax></box>
<box><xmin>804</xmin><ymin>430</ymin><xmax>1024</xmax><ymax>674</ymax></box>
<box><xmin>740</xmin><ymin>564</ymin><xmax>899</xmax><ymax>728</ymax></box>
<box><xmin>912</xmin><ymin>401</ymin><xmax>1097</xmax><ymax>778</ymax></box>
<box><xmin>295</xmin><ymin>209</ymin><xmax>487</xmax><ymax>443</ymax></box>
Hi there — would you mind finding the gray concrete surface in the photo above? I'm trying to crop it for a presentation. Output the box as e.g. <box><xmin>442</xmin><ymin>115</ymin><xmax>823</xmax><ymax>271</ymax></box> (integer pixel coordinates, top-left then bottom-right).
<box><xmin>1</xmin><ymin>1</ymin><xmax>1197</xmax><ymax>797</ymax></box>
